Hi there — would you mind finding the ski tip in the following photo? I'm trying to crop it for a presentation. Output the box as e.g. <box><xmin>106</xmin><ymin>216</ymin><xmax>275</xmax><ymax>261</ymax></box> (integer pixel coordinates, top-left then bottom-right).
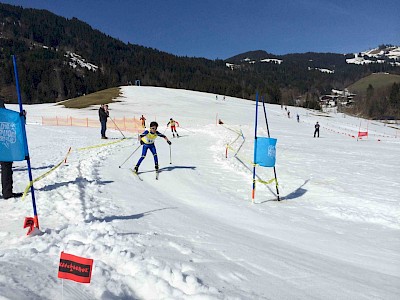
<box><xmin>130</xmin><ymin>169</ymin><xmax>143</xmax><ymax>181</ymax></box>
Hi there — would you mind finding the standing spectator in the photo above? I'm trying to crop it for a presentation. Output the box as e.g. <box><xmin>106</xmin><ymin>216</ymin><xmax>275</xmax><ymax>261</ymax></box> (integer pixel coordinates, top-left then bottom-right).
<box><xmin>167</xmin><ymin>118</ymin><xmax>180</xmax><ymax>138</ymax></box>
<box><xmin>0</xmin><ymin>97</ymin><xmax>23</xmax><ymax>199</ymax></box>
<box><xmin>140</xmin><ymin>115</ymin><xmax>146</xmax><ymax>128</ymax></box>
<box><xmin>98</xmin><ymin>104</ymin><xmax>109</xmax><ymax>139</ymax></box>
<box><xmin>134</xmin><ymin>121</ymin><xmax>171</xmax><ymax>173</ymax></box>
<box><xmin>287</xmin><ymin>111</ymin><xmax>290</xmax><ymax>118</ymax></box>
<box><xmin>314</xmin><ymin>121</ymin><xmax>320</xmax><ymax>138</ymax></box>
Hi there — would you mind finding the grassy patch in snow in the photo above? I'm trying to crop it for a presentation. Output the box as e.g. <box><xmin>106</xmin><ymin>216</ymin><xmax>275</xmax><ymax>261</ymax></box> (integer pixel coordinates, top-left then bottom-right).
<box><xmin>58</xmin><ymin>87</ymin><xmax>121</xmax><ymax>109</ymax></box>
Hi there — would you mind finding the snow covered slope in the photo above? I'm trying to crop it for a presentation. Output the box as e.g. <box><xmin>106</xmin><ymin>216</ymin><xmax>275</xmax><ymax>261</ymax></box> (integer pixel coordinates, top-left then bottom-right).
<box><xmin>1</xmin><ymin>86</ymin><xmax>399</xmax><ymax>299</ymax></box>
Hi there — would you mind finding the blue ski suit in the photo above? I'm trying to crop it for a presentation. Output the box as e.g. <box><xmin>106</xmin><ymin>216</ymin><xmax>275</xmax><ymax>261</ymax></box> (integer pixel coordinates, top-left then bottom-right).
<box><xmin>136</xmin><ymin>129</ymin><xmax>168</xmax><ymax>168</ymax></box>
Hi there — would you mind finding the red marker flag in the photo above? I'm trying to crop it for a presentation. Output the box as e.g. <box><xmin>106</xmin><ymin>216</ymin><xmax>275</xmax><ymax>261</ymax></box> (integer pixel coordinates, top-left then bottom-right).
<box><xmin>58</xmin><ymin>252</ymin><xmax>93</xmax><ymax>283</ymax></box>
<box><xmin>358</xmin><ymin>131</ymin><xmax>368</xmax><ymax>137</ymax></box>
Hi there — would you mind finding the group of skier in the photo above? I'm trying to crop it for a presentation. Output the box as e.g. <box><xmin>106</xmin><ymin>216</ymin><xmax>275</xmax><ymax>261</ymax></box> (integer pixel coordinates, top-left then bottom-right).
<box><xmin>133</xmin><ymin>118</ymin><xmax>180</xmax><ymax>174</ymax></box>
<box><xmin>98</xmin><ymin>103</ymin><xmax>321</xmax><ymax>180</ymax></box>
<box><xmin>98</xmin><ymin>106</ymin><xmax>181</xmax><ymax>175</ymax></box>
<box><xmin>284</xmin><ymin>108</ymin><xmax>320</xmax><ymax>137</ymax></box>
<box><xmin>138</xmin><ymin>114</ymin><xmax>179</xmax><ymax>136</ymax></box>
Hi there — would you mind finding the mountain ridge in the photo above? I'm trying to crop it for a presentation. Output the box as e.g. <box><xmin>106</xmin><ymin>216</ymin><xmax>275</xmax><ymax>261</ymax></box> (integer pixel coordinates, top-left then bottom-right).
<box><xmin>225</xmin><ymin>45</ymin><xmax>400</xmax><ymax>67</ymax></box>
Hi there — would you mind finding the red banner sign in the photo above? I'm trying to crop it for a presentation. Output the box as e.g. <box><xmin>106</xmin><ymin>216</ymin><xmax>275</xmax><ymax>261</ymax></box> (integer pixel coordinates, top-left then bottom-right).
<box><xmin>358</xmin><ymin>131</ymin><xmax>368</xmax><ymax>137</ymax></box>
<box><xmin>58</xmin><ymin>252</ymin><xmax>93</xmax><ymax>283</ymax></box>
<box><xmin>23</xmin><ymin>217</ymin><xmax>35</xmax><ymax>235</ymax></box>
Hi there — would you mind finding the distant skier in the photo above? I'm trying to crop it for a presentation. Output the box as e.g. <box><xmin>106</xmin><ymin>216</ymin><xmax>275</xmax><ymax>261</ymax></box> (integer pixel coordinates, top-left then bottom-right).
<box><xmin>134</xmin><ymin>121</ymin><xmax>171</xmax><ymax>173</ymax></box>
<box><xmin>167</xmin><ymin>118</ymin><xmax>180</xmax><ymax>138</ymax></box>
<box><xmin>140</xmin><ymin>115</ymin><xmax>146</xmax><ymax>128</ymax></box>
<box><xmin>297</xmin><ymin>114</ymin><xmax>300</xmax><ymax>123</ymax></box>
<box><xmin>314</xmin><ymin>121</ymin><xmax>320</xmax><ymax>138</ymax></box>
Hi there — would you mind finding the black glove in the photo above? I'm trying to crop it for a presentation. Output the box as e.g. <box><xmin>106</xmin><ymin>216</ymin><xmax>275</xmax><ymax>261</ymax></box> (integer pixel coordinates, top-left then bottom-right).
<box><xmin>140</xmin><ymin>140</ymin><xmax>144</xmax><ymax>145</ymax></box>
<box><xmin>167</xmin><ymin>140</ymin><xmax>172</xmax><ymax>145</ymax></box>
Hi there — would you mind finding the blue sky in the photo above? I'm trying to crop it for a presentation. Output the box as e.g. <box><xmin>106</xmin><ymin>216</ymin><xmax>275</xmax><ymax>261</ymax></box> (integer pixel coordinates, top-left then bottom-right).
<box><xmin>2</xmin><ymin>0</ymin><xmax>399</xmax><ymax>59</ymax></box>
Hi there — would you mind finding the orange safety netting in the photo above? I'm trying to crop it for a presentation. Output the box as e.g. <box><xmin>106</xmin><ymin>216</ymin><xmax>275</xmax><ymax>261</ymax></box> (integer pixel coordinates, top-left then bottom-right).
<box><xmin>41</xmin><ymin>116</ymin><xmax>143</xmax><ymax>133</ymax></box>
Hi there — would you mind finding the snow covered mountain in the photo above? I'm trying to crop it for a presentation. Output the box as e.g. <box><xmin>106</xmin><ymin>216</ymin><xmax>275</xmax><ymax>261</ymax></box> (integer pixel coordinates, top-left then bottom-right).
<box><xmin>346</xmin><ymin>45</ymin><xmax>400</xmax><ymax>66</ymax></box>
<box><xmin>227</xmin><ymin>45</ymin><xmax>400</xmax><ymax>69</ymax></box>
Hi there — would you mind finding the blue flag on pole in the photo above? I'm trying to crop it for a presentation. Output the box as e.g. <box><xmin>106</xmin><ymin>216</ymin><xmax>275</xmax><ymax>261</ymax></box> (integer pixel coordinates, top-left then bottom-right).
<box><xmin>254</xmin><ymin>137</ymin><xmax>277</xmax><ymax>167</ymax></box>
<box><xmin>0</xmin><ymin>108</ymin><xmax>28</xmax><ymax>162</ymax></box>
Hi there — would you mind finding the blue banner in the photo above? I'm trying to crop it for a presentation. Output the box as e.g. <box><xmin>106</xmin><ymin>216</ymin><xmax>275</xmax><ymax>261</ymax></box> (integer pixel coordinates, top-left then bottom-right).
<box><xmin>0</xmin><ymin>108</ymin><xmax>27</xmax><ymax>161</ymax></box>
<box><xmin>254</xmin><ymin>137</ymin><xmax>277</xmax><ymax>167</ymax></box>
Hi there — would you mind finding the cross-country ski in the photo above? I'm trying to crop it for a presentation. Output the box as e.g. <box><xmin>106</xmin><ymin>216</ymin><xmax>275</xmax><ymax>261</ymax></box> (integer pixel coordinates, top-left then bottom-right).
<box><xmin>129</xmin><ymin>168</ymin><xmax>143</xmax><ymax>181</ymax></box>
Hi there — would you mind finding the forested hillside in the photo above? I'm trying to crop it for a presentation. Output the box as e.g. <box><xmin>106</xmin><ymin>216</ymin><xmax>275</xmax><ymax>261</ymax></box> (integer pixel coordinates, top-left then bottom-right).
<box><xmin>0</xmin><ymin>2</ymin><xmax>399</xmax><ymax>118</ymax></box>
<box><xmin>0</xmin><ymin>3</ymin><xmax>240</xmax><ymax>103</ymax></box>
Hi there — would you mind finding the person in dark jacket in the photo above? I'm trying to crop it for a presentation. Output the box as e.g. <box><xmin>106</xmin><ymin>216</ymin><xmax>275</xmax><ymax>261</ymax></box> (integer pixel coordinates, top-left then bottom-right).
<box><xmin>98</xmin><ymin>104</ymin><xmax>109</xmax><ymax>139</ymax></box>
<box><xmin>314</xmin><ymin>121</ymin><xmax>320</xmax><ymax>138</ymax></box>
<box><xmin>0</xmin><ymin>97</ymin><xmax>23</xmax><ymax>199</ymax></box>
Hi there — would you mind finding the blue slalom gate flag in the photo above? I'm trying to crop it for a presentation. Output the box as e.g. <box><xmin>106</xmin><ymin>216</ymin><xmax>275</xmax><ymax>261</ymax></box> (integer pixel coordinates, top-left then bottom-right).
<box><xmin>254</xmin><ymin>137</ymin><xmax>277</xmax><ymax>167</ymax></box>
<box><xmin>0</xmin><ymin>108</ymin><xmax>28</xmax><ymax>161</ymax></box>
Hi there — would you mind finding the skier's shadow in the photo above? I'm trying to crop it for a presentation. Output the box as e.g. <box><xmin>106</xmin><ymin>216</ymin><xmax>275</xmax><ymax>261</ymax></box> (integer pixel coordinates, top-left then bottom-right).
<box><xmin>90</xmin><ymin>207</ymin><xmax>177</xmax><ymax>223</ymax></box>
<box><xmin>139</xmin><ymin>165</ymin><xmax>196</xmax><ymax>174</ymax></box>
<box><xmin>173</xmin><ymin>134</ymin><xmax>189</xmax><ymax>138</ymax></box>
<box><xmin>37</xmin><ymin>178</ymin><xmax>113</xmax><ymax>192</ymax></box>
<box><xmin>160</xmin><ymin>165</ymin><xmax>195</xmax><ymax>172</ymax></box>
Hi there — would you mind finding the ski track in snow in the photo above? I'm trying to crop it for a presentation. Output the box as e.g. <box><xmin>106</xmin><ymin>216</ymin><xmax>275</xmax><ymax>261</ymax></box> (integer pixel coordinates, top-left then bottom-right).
<box><xmin>1</xmin><ymin>128</ymin><xmax>221</xmax><ymax>299</ymax></box>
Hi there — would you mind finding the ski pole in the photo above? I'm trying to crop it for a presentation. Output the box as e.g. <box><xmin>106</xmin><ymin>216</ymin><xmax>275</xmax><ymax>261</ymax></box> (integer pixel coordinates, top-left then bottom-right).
<box><xmin>180</xmin><ymin>126</ymin><xmax>194</xmax><ymax>133</ymax></box>
<box><xmin>162</xmin><ymin>126</ymin><xmax>168</xmax><ymax>135</ymax></box>
<box><xmin>110</xmin><ymin>117</ymin><xmax>126</xmax><ymax>138</ymax></box>
<box><xmin>169</xmin><ymin>144</ymin><xmax>172</xmax><ymax>164</ymax></box>
<box><xmin>118</xmin><ymin>144</ymin><xmax>141</xmax><ymax>168</ymax></box>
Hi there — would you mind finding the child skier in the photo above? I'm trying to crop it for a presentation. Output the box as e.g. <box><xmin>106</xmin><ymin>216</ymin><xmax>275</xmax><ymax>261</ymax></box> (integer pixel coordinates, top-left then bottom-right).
<box><xmin>134</xmin><ymin>121</ymin><xmax>171</xmax><ymax>173</ymax></box>
<box><xmin>140</xmin><ymin>115</ymin><xmax>146</xmax><ymax>128</ymax></box>
<box><xmin>167</xmin><ymin>118</ymin><xmax>180</xmax><ymax>138</ymax></box>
